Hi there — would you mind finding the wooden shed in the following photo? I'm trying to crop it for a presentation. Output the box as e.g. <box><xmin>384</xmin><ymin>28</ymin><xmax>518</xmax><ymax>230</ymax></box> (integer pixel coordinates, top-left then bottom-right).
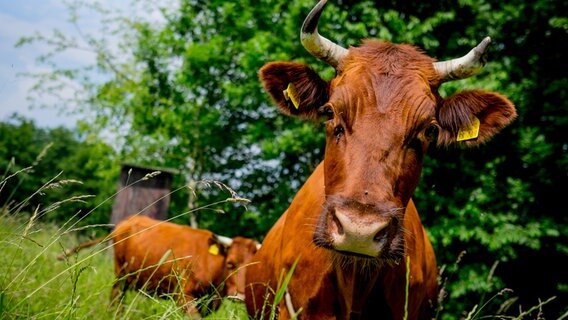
<box><xmin>110</xmin><ymin>163</ymin><xmax>177</xmax><ymax>226</ymax></box>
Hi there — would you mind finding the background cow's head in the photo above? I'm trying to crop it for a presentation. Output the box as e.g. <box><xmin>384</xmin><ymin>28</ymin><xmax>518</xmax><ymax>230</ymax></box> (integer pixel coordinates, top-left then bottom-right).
<box><xmin>259</xmin><ymin>0</ymin><xmax>516</xmax><ymax>262</ymax></box>
<box><xmin>217</xmin><ymin>236</ymin><xmax>260</xmax><ymax>298</ymax></box>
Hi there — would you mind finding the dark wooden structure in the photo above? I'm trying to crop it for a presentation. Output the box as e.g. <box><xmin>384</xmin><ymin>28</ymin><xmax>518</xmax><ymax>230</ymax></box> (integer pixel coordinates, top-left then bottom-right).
<box><xmin>110</xmin><ymin>163</ymin><xmax>176</xmax><ymax>226</ymax></box>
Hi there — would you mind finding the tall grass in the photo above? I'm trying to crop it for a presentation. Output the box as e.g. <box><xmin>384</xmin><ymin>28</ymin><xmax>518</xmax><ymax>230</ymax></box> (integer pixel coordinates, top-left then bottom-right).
<box><xmin>0</xmin><ymin>157</ymin><xmax>251</xmax><ymax>319</ymax></box>
<box><xmin>0</xmin><ymin>211</ymin><xmax>252</xmax><ymax>319</ymax></box>
<box><xmin>1</xmin><ymin>155</ymin><xmax>562</xmax><ymax>319</ymax></box>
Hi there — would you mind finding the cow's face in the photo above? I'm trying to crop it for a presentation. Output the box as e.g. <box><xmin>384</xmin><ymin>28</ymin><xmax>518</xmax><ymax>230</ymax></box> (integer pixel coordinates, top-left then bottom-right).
<box><xmin>316</xmin><ymin>45</ymin><xmax>439</xmax><ymax>260</ymax></box>
<box><xmin>259</xmin><ymin>1</ymin><xmax>516</xmax><ymax>261</ymax></box>
<box><xmin>224</xmin><ymin>237</ymin><xmax>260</xmax><ymax>298</ymax></box>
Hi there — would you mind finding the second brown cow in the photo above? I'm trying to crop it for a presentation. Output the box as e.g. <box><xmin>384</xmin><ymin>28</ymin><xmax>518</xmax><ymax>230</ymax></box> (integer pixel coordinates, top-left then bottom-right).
<box><xmin>111</xmin><ymin>215</ymin><xmax>260</xmax><ymax>317</ymax></box>
<box><xmin>59</xmin><ymin>215</ymin><xmax>260</xmax><ymax>317</ymax></box>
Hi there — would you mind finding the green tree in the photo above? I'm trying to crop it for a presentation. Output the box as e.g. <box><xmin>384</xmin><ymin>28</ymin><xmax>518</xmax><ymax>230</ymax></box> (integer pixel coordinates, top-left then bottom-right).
<box><xmin>0</xmin><ymin>115</ymin><xmax>118</xmax><ymax>231</ymax></box>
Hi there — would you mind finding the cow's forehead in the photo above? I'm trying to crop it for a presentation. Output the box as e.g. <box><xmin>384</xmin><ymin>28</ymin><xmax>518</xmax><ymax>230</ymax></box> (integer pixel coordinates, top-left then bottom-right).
<box><xmin>329</xmin><ymin>65</ymin><xmax>437</xmax><ymax>125</ymax></box>
<box><xmin>338</xmin><ymin>40</ymin><xmax>437</xmax><ymax>76</ymax></box>
<box><xmin>227</xmin><ymin>238</ymin><xmax>256</xmax><ymax>255</ymax></box>
<box><xmin>328</xmin><ymin>41</ymin><xmax>439</xmax><ymax>117</ymax></box>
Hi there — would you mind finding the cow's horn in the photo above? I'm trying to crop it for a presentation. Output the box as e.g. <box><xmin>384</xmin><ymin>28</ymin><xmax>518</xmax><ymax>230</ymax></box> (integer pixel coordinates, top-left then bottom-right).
<box><xmin>216</xmin><ymin>235</ymin><xmax>233</xmax><ymax>246</ymax></box>
<box><xmin>301</xmin><ymin>0</ymin><xmax>348</xmax><ymax>68</ymax></box>
<box><xmin>433</xmin><ymin>37</ymin><xmax>492</xmax><ymax>81</ymax></box>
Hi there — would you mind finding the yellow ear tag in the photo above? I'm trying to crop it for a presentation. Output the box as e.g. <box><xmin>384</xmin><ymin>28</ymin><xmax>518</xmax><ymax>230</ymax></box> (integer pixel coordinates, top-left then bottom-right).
<box><xmin>457</xmin><ymin>115</ymin><xmax>481</xmax><ymax>141</ymax></box>
<box><xmin>208</xmin><ymin>244</ymin><xmax>219</xmax><ymax>255</ymax></box>
<box><xmin>285</xmin><ymin>83</ymin><xmax>300</xmax><ymax>109</ymax></box>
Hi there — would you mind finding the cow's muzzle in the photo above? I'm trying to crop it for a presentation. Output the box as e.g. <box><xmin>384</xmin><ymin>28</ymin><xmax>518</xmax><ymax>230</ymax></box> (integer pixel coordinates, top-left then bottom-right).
<box><xmin>314</xmin><ymin>197</ymin><xmax>403</xmax><ymax>257</ymax></box>
<box><xmin>329</xmin><ymin>208</ymin><xmax>394</xmax><ymax>257</ymax></box>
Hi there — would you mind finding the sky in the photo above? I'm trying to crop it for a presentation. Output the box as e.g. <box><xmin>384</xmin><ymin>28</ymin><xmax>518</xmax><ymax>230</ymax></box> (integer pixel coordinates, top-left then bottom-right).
<box><xmin>0</xmin><ymin>0</ymin><xmax>86</xmax><ymax>128</ymax></box>
<box><xmin>0</xmin><ymin>0</ymin><xmax>168</xmax><ymax>129</ymax></box>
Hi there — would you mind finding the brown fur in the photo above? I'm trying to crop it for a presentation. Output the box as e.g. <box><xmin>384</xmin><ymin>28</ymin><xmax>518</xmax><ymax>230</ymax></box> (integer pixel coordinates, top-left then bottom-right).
<box><xmin>60</xmin><ymin>215</ymin><xmax>259</xmax><ymax>317</ymax></box>
<box><xmin>247</xmin><ymin>39</ymin><xmax>516</xmax><ymax>319</ymax></box>
<box><xmin>246</xmin><ymin>165</ymin><xmax>438</xmax><ymax>319</ymax></box>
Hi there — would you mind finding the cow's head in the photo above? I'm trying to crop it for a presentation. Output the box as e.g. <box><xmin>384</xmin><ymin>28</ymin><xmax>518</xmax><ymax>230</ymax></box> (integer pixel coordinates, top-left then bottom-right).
<box><xmin>259</xmin><ymin>0</ymin><xmax>516</xmax><ymax>262</ymax></box>
<box><xmin>217</xmin><ymin>236</ymin><xmax>260</xmax><ymax>298</ymax></box>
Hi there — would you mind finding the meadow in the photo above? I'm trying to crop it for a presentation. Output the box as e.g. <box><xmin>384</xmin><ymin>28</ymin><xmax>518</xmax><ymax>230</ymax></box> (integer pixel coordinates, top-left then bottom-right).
<box><xmin>0</xmin><ymin>146</ymin><xmax>562</xmax><ymax>320</ymax></box>
<box><xmin>0</xmin><ymin>213</ymin><xmax>249</xmax><ymax>319</ymax></box>
<box><xmin>2</xmin><ymin>210</ymin><xmax>562</xmax><ymax>320</ymax></box>
<box><xmin>0</xmin><ymin>161</ymin><xmax>562</xmax><ymax>319</ymax></box>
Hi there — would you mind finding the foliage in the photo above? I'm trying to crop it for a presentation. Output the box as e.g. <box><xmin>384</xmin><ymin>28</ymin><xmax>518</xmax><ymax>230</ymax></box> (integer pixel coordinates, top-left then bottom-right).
<box><xmin>0</xmin><ymin>116</ymin><xmax>118</xmax><ymax>231</ymax></box>
<box><xmin>11</xmin><ymin>0</ymin><xmax>568</xmax><ymax>317</ymax></box>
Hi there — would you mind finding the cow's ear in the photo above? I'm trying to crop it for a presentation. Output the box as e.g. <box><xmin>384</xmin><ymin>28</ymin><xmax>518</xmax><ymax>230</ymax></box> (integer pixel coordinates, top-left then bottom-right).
<box><xmin>208</xmin><ymin>236</ymin><xmax>227</xmax><ymax>256</ymax></box>
<box><xmin>259</xmin><ymin>61</ymin><xmax>329</xmax><ymax>120</ymax></box>
<box><xmin>436</xmin><ymin>90</ymin><xmax>516</xmax><ymax>147</ymax></box>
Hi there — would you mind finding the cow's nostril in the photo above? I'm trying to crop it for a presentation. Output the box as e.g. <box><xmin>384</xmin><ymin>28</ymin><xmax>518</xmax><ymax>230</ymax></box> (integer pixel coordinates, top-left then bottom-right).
<box><xmin>373</xmin><ymin>221</ymin><xmax>390</xmax><ymax>242</ymax></box>
<box><xmin>332</xmin><ymin>210</ymin><xmax>344</xmax><ymax>235</ymax></box>
<box><xmin>373</xmin><ymin>231</ymin><xmax>383</xmax><ymax>242</ymax></box>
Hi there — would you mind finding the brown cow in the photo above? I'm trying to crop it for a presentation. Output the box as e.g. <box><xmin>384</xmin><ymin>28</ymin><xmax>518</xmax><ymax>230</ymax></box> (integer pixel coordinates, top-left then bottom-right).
<box><xmin>245</xmin><ymin>1</ymin><xmax>516</xmax><ymax>319</ymax></box>
<box><xmin>58</xmin><ymin>215</ymin><xmax>259</xmax><ymax>318</ymax></box>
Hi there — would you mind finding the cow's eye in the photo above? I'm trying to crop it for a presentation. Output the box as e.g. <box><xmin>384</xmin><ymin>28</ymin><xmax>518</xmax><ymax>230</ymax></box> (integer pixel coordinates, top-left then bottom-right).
<box><xmin>227</xmin><ymin>262</ymin><xmax>236</xmax><ymax>270</ymax></box>
<box><xmin>334</xmin><ymin>125</ymin><xmax>344</xmax><ymax>139</ymax></box>
<box><xmin>319</xmin><ymin>105</ymin><xmax>334</xmax><ymax>120</ymax></box>
<box><xmin>424</xmin><ymin>124</ymin><xmax>439</xmax><ymax>141</ymax></box>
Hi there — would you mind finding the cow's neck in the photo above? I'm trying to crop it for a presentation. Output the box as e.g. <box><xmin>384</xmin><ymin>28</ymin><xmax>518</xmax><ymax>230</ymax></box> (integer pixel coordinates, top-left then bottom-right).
<box><xmin>334</xmin><ymin>261</ymin><xmax>382</xmax><ymax>320</ymax></box>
